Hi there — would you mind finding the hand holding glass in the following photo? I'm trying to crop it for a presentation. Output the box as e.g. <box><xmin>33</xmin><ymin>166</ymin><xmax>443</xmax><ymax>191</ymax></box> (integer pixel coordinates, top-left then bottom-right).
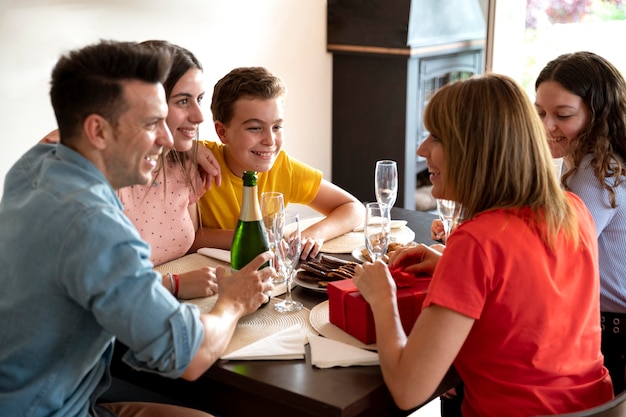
<box><xmin>364</xmin><ymin>202</ymin><xmax>391</xmax><ymax>262</ymax></box>
<box><xmin>375</xmin><ymin>160</ymin><xmax>398</xmax><ymax>208</ymax></box>
<box><xmin>436</xmin><ymin>199</ymin><xmax>456</xmax><ymax>243</ymax></box>
<box><xmin>274</xmin><ymin>212</ymin><xmax>303</xmax><ymax>313</ymax></box>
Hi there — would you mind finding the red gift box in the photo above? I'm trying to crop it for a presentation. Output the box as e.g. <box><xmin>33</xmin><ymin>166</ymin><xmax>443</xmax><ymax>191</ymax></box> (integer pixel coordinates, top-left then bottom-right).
<box><xmin>328</xmin><ymin>278</ymin><xmax>431</xmax><ymax>344</ymax></box>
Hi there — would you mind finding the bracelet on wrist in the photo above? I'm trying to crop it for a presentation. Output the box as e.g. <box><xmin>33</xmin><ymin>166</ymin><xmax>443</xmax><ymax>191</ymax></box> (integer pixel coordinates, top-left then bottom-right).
<box><xmin>173</xmin><ymin>274</ymin><xmax>180</xmax><ymax>297</ymax></box>
<box><xmin>167</xmin><ymin>272</ymin><xmax>175</xmax><ymax>296</ymax></box>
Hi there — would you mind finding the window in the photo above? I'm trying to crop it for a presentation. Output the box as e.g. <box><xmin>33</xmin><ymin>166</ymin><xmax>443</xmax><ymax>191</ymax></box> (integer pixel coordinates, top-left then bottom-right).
<box><xmin>491</xmin><ymin>0</ymin><xmax>626</xmax><ymax>96</ymax></box>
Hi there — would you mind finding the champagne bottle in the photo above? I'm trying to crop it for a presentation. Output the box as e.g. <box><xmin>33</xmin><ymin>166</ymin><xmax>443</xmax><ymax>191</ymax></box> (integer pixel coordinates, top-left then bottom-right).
<box><xmin>231</xmin><ymin>171</ymin><xmax>271</xmax><ymax>272</ymax></box>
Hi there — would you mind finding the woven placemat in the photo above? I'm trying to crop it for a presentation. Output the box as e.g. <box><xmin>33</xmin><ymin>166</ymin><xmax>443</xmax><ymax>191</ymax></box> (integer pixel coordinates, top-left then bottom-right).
<box><xmin>155</xmin><ymin>255</ymin><xmax>312</xmax><ymax>355</ymax></box>
<box><xmin>309</xmin><ymin>300</ymin><xmax>377</xmax><ymax>351</ymax></box>
<box><xmin>186</xmin><ymin>296</ymin><xmax>317</xmax><ymax>356</ymax></box>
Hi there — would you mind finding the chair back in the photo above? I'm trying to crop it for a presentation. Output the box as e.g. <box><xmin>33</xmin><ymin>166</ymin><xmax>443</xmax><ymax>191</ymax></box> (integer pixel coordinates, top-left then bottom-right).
<box><xmin>534</xmin><ymin>391</ymin><xmax>626</xmax><ymax>417</ymax></box>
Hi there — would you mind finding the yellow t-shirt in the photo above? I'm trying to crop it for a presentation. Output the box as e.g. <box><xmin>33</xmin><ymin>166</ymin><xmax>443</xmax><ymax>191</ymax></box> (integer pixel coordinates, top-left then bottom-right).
<box><xmin>199</xmin><ymin>140</ymin><xmax>323</xmax><ymax>229</ymax></box>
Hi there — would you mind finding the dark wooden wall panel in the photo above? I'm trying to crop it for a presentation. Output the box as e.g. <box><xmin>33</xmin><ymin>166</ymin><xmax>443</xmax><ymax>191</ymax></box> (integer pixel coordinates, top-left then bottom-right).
<box><xmin>331</xmin><ymin>54</ymin><xmax>411</xmax><ymax>205</ymax></box>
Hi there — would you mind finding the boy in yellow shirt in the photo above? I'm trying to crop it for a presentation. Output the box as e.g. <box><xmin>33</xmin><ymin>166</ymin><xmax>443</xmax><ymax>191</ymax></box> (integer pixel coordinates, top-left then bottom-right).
<box><xmin>192</xmin><ymin>67</ymin><xmax>364</xmax><ymax>259</ymax></box>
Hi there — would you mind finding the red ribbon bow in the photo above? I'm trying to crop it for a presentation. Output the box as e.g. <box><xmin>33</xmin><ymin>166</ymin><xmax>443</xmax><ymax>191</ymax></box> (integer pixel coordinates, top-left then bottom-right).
<box><xmin>389</xmin><ymin>265</ymin><xmax>422</xmax><ymax>288</ymax></box>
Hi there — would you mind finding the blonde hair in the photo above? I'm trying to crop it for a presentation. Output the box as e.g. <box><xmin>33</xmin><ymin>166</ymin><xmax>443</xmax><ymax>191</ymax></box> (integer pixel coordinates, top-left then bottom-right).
<box><xmin>423</xmin><ymin>73</ymin><xmax>578</xmax><ymax>248</ymax></box>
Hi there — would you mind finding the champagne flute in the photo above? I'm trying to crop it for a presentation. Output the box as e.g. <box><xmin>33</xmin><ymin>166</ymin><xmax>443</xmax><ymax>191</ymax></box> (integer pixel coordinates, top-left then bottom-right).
<box><xmin>261</xmin><ymin>191</ymin><xmax>285</xmax><ymax>284</ymax></box>
<box><xmin>274</xmin><ymin>212</ymin><xmax>303</xmax><ymax>313</ymax></box>
<box><xmin>375</xmin><ymin>160</ymin><xmax>398</xmax><ymax>208</ymax></box>
<box><xmin>436</xmin><ymin>199</ymin><xmax>456</xmax><ymax>243</ymax></box>
<box><xmin>364</xmin><ymin>202</ymin><xmax>391</xmax><ymax>262</ymax></box>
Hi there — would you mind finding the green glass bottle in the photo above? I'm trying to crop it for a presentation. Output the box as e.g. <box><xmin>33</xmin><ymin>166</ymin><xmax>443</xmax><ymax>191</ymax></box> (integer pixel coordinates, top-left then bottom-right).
<box><xmin>231</xmin><ymin>171</ymin><xmax>271</xmax><ymax>271</ymax></box>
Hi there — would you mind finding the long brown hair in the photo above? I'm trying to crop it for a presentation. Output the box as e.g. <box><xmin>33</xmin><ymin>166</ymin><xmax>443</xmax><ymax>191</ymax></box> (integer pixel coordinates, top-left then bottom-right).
<box><xmin>535</xmin><ymin>51</ymin><xmax>626</xmax><ymax>207</ymax></box>
<box><xmin>140</xmin><ymin>40</ymin><xmax>203</xmax><ymax>200</ymax></box>
<box><xmin>424</xmin><ymin>73</ymin><xmax>578</xmax><ymax>249</ymax></box>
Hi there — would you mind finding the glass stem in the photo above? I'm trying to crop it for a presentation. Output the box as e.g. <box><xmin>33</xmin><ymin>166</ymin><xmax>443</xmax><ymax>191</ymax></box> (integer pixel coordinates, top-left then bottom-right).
<box><xmin>284</xmin><ymin>269</ymin><xmax>293</xmax><ymax>303</ymax></box>
<box><xmin>444</xmin><ymin>220</ymin><xmax>452</xmax><ymax>243</ymax></box>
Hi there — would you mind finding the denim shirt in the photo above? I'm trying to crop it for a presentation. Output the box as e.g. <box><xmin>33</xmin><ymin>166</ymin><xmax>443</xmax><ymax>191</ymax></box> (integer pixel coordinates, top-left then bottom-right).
<box><xmin>0</xmin><ymin>144</ymin><xmax>204</xmax><ymax>417</ymax></box>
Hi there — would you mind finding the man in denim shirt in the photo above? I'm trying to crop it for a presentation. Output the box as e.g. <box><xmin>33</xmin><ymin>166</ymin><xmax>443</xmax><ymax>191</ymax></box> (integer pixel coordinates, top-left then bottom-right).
<box><xmin>0</xmin><ymin>40</ymin><xmax>274</xmax><ymax>417</ymax></box>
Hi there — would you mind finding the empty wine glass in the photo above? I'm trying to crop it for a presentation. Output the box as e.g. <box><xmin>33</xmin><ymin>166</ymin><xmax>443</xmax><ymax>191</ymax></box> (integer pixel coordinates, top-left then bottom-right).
<box><xmin>375</xmin><ymin>160</ymin><xmax>398</xmax><ymax>208</ymax></box>
<box><xmin>261</xmin><ymin>192</ymin><xmax>285</xmax><ymax>284</ymax></box>
<box><xmin>364</xmin><ymin>202</ymin><xmax>391</xmax><ymax>262</ymax></box>
<box><xmin>274</xmin><ymin>212</ymin><xmax>303</xmax><ymax>313</ymax></box>
<box><xmin>436</xmin><ymin>199</ymin><xmax>456</xmax><ymax>243</ymax></box>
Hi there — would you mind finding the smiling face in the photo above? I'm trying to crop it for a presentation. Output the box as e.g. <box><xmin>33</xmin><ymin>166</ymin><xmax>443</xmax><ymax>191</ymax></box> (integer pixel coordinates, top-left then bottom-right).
<box><xmin>417</xmin><ymin>134</ymin><xmax>448</xmax><ymax>200</ymax></box>
<box><xmin>534</xmin><ymin>80</ymin><xmax>590</xmax><ymax>159</ymax></box>
<box><xmin>215</xmin><ymin>97</ymin><xmax>284</xmax><ymax>176</ymax></box>
<box><xmin>104</xmin><ymin>81</ymin><xmax>173</xmax><ymax>189</ymax></box>
<box><xmin>166</xmin><ymin>67</ymin><xmax>205</xmax><ymax>152</ymax></box>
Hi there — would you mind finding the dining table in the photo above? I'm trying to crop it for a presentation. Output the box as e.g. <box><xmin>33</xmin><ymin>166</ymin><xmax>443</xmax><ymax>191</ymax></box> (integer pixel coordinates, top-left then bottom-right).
<box><xmin>108</xmin><ymin>206</ymin><xmax>461</xmax><ymax>417</ymax></box>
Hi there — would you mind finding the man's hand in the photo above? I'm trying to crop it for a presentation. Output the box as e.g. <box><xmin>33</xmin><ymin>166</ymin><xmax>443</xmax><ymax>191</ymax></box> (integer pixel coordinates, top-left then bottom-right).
<box><xmin>215</xmin><ymin>252</ymin><xmax>274</xmax><ymax>315</ymax></box>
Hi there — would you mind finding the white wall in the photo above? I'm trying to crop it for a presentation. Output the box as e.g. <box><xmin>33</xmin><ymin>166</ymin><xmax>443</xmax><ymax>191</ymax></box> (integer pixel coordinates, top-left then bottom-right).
<box><xmin>0</xmin><ymin>0</ymin><xmax>332</xmax><ymax>204</ymax></box>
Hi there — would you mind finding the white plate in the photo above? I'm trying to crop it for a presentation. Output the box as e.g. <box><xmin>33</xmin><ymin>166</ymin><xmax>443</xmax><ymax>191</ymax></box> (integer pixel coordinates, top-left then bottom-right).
<box><xmin>309</xmin><ymin>300</ymin><xmax>377</xmax><ymax>351</ymax></box>
<box><xmin>351</xmin><ymin>246</ymin><xmax>368</xmax><ymax>263</ymax></box>
<box><xmin>293</xmin><ymin>273</ymin><xmax>327</xmax><ymax>293</ymax></box>
<box><xmin>301</xmin><ymin>217</ymin><xmax>414</xmax><ymax>254</ymax></box>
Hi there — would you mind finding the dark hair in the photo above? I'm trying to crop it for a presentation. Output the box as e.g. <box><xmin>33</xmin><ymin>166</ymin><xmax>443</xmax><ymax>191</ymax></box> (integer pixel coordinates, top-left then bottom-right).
<box><xmin>140</xmin><ymin>40</ymin><xmax>203</xmax><ymax>168</ymax></box>
<box><xmin>50</xmin><ymin>40</ymin><xmax>171</xmax><ymax>143</ymax></box>
<box><xmin>211</xmin><ymin>66</ymin><xmax>286</xmax><ymax>123</ymax></box>
<box><xmin>140</xmin><ymin>40</ymin><xmax>203</xmax><ymax>100</ymax></box>
<box><xmin>535</xmin><ymin>51</ymin><xmax>626</xmax><ymax>206</ymax></box>
<box><xmin>137</xmin><ymin>40</ymin><xmax>204</xmax><ymax>203</ymax></box>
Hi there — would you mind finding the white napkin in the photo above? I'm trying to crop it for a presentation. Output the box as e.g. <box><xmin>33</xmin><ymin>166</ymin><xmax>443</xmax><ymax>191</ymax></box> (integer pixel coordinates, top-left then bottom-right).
<box><xmin>197</xmin><ymin>247</ymin><xmax>231</xmax><ymax>263</ymax></box>
<box><xmin>221</xmin><ymin>325</ymin><xmax>306</xmax><ymax>360</ymax></box>
<box><xmin>308</xmin><ymin>334</ymin><xmax>379</xmax><ymax>368</ymax></box>
<box><xmin>352</xmin><ymin>220</ymin><xmax>407</xmax><ymax>232</ymax></box>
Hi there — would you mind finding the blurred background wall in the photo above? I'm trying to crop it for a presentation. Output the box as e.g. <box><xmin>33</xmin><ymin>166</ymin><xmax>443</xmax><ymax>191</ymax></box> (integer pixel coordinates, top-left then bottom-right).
<box><xmin>2</xmin><ymin>0</ymin><xmax>624</xmax><ymax>206</ymax></box>
<box><xmin>0</xmin><ymin>0</ymin><xmax>331</xmax><ymax>202</ymax></box>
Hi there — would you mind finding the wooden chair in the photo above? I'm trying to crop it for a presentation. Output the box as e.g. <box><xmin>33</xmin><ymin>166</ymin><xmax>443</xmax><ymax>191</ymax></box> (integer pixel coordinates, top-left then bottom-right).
<box><xmin>534</xmin><ymin>390</ymin><xmax>626</xmax><ymax>417</ymax></box>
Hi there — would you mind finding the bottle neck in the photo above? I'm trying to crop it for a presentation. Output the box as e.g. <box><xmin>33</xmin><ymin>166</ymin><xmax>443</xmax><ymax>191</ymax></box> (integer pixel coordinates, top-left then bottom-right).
<box><xmin>239</xmin><ymin>184</ymin><xmax>262</xmax><ymax>222</ymax></box>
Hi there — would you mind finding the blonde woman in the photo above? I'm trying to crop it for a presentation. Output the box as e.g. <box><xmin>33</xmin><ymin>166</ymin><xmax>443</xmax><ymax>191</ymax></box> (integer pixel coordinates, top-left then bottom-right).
<box><xmin>352</xmin><ymin>73</ymin><xmax>613</xmax><ymax>416</ymax></box>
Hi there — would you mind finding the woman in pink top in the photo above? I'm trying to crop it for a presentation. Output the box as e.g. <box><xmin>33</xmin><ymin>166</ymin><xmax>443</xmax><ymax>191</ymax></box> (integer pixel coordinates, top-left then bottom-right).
<box><xmin>117</xmin><ymin>41</ymin><xmax>221</xmax><ymax>299</ymax></box>
<box><xmin>351</xmin><ymin>74</ymin><xmax>613</xmax><ymax>416</ymax></box>
<box><xmin>40</xmin><ymin>41</ymin><xmax>221</xmax><ymax>299</ymax></box>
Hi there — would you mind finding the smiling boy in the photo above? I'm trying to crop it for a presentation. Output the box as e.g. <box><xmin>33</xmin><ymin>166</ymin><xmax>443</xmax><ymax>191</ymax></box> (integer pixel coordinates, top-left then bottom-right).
<box><xmin>193</xmin><ymin>67</ymin><xmax>364</xmax><ymax>259</ymax></box>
